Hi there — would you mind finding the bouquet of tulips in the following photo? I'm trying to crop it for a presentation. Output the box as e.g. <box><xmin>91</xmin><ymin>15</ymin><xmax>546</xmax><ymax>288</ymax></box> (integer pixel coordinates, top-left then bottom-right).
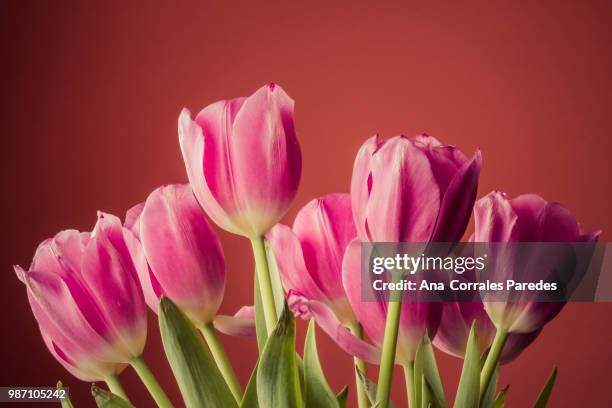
<box><xmin>16</xmin><ymin>84</ymin><xmax>600</xmax><ymax>408</ymax></box>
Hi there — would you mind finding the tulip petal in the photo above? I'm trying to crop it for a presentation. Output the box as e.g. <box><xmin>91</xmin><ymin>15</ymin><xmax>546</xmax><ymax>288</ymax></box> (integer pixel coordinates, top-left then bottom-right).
<box><xmin>292</xmin><ymin>194</ymin><xmax>356</xmax><ymax>317</ymax></box>
<box><xmin>82</xmin><ymin>214</ymin><xmax>147</xmax><ymax>357</ymax></box>
<box><xmin>22</xmin><ymin>269</ymin><xmax>126</xmax><ymax>362</ymax></box>
<box><xmin>431</xmin><ymin>150</ymin><xmax>481</xmax><ymax>242</ymax></box>
<box><xmin>474</xmin><ymin>192</ymin><xmax>518</xmax><ymax>242</ymax></box>
<box><xmin>214</xmin><ymin>306</ymin><xmax>256</xmax><ymax>337</ymax></box>
<box><xmin>366</xmin><ymin>136</ymin><xmax>440</xmax><ymax>242</ymax></box>
<box><xmin>350</xmin><ymin>135</ymin><xmax>382</xmax><ymax>241</ymax></box>
<box><xmin>140</xmin><ymin>184</ymin><xmax>225</xmax><ymax>325</ymax></box>
<box><xmin>124</xmin><ymin>202</ymin><xmax>144</xmax><ymax>237</ymax></box>
<box><xmin>178</xmin><ymin>109</ymin><xmax>243</xmax><ymax>235</ymax></box>
<box><xmin>227</xmin><ymin>84</ymin><xmax>301</xmax><ymax>235</ymax></box>
<box><xmin>289</xmin><ymin>295</ymin><xmax>381</xmax><ymax>364</ymax></box>
<box><xmin>267</xmin><ymin>224</ymin><xmax>330</xmax><ymax>304</ymax></box>
<box><xmin>342</xmin><ymin>239</ymin><xmax>387</xmax><ymax>346</ymax></box>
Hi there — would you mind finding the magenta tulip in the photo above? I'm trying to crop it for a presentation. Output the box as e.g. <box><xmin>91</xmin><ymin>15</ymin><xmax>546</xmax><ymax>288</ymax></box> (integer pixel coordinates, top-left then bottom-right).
<box><xmin>474</xmin><ymin>191</ymin><xmax>601</xmax><ymax>333</ymax></box>
<box><xmin>124</xmin><ymin>184</ymin><xmax>225</xmax><ymax>327</ymax></box>
<box><xmin>267</xmin><ymin>193</ymin><xmax>380</xmax><ymax>363</ymax></box>
<box><xmin>178</xmin><ymin>83</ymin><xmax>301</xmax><ymax>237</ymax></box>
<box><xmin>351</xmin><ymin>134</ymin><xmax>481</xmax><ymax>243</ymax></box>
<box><xmin>15</xmin><ymin>213</ymin><xmax>147</xmax><ymax>380</ymax></box>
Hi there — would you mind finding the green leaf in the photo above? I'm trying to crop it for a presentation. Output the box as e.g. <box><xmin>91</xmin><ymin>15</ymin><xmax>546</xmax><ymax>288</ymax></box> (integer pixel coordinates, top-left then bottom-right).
<box><xmin>491</xmin><ymin>385</ymin><xmax>509</xmax><ymax>408</ymax></box>
<box><xmin>240</xmin><ymin>361</ymin><xmax>259</xmax><ymax>408</ymax></box>
<box><xmin>336</xmin><ymin>385</ymin><xmax>349</xmax><ymax>408</ymax></box>
<box><xmin>57</xmin><ymin>381</ymin><xmax>74</xmax><ymax>408</ymax></box>
<box><xmin>413</xmin><ymin>332</ymin><xmax>448</xmax><ymax>408</ymax></box>
<box><xmin>91</xmin><ymin>385</ymin><xmax>134</xmax><ymax>408</ymax></box>
<box><xmin>421</xmin><ymin>374</ymin><xmax>432</xmax><ymax>408</ymax></box>
<box><xmin>533</xmin><ymin>367</ymin><xmax>557</xmax><ymax>408</ymax></box>
<box><xmin>159</xmin><ymin>297</ymin><xmax>237</xmax><ymax>408</ymax></box>
<box><xmin>304</xmin><ymin>319</ymin><xmax>339</xmax><ymax>407</ymax></box>
<box><xmin>356</xmin><ymin>368</ymin><xmax>397</xmax><ymax>408</ymax></box>
<box><xmin>254</xmin><ymin>271</ymin><xmax>268</xmax><ymax>352</ymax></box>
<box><xmin>454</xmin><ymin>322</ymin><xmax>480</xmax><ymax>408</ymax></box>
<box><xmin>256</xmin><ymin>303</ymin><xmax>302</xmax><ymax>407</ymax></box>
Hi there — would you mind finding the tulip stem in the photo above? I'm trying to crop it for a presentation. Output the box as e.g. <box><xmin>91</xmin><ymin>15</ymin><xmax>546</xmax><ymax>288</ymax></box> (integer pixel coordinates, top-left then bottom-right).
<box><xmin>130</xmin><ymin>356</ymin><xmax>174</xmax><ymax>408</ymax></box>
<box><xmin>200</xmin><ymin>322</ymin><xmax>243</xmax><ymax>402</ymax></box>
<box><xmin>250</xmin><ymin>235</ymin><xmax>278</xmax><ymax>334</ymax></box>
<box><xmin>104</xmin><ymin>374</ymin><xmax>129</xmax><ymax>402</ymax></box>
<box><xmin>403</xmin><ymin>361</ymin><xmax>417</xmax><ymax>408</ymax></box>
<box><xmin>479</xmin><ymin>327</ymin><xmax>508</xmax><ymax>403</ymax></box>
<box><xmin>375</xmin><ymin>296</ymin><xmax>403</xmax><ymax>408</ymax></box>
<box><xmin>348</xmin><ymin>322</ymin><xmax>369</xmax><ymax>408</ymax></box>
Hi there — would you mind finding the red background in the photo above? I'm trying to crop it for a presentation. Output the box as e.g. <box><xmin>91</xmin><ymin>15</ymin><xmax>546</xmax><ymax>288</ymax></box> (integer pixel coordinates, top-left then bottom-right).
<box><xmin>2</xmin><ymin>1</ymin><xmax>612</xmax><ymax>406</ymax></box>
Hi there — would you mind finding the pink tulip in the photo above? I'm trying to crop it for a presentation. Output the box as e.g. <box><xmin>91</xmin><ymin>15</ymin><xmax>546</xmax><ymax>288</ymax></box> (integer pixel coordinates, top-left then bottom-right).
<box><xmin>124</xmin><ymin>184</ymin><xmax>226</xmax><ymax>327</ymax></box>
<box><xmin>433</xmin><ymin>302</ymin><xmax>539</xmax><ymax>364</ymax></box>
<box><xmin>267</xmin><ymin>194</ymin><xmax>380</xmax><ymax>363</ymax></box>
<box><xmin>346</xmin><ymin>134</ymin><xmax>481</xmax><ymax>362</ymax></box>
<box><xmin>474</xmin><ymin>191</ymin><xmax>601</xmax><ymax>333</ymax></box>
<box><xmin>15</xmin><ymin>213</ymin><xmax>147</xmax><ymax>380</ymax></box>
<box><xmin>178</xmin><ymin>83</ymin><xmax>301</xmax><ymax>237</ymax></box>
<box><xmin>351</xmin><ymin>134</ymin><xmax>481</xmax><ymax>242</ymax></box>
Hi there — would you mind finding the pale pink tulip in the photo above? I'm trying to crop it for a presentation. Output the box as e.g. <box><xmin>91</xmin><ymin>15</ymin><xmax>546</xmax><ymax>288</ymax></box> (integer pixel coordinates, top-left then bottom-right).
<box><xmin>124</xmin><ymin>184</ymin><xmax>225</xmax><ymax>327</ymax></box>
<box><xmin>15</xmin><ymin>213</ymin><xmax>147</xmax><ymax>380</ymax></box>
<box><xmin>179</xmin><ymin>83</ymin><xmax>301</xmax><ymax>237</ymax></box>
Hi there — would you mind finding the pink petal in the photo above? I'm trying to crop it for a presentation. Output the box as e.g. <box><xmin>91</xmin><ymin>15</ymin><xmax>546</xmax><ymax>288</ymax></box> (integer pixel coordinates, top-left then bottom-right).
<box><xmin>266</xmin><ymin>224</ymin><xmax>329</xmax><ymax>304</ymax></box>
<box><xmin>82</xmin><ymin>214</ymin><xmax>147</xmax><ymax>357</ymax></box>
<box><xmin>431</xmin><ymin>150</ymin><xmax>481</xmax><ymax>242</ymax></box>
<box><xmin>214</xmin><ymin>306</ymin><xmax>256</xmax><ymax>337</ymax></box>
<box><xmin>178</xmin><ymin>109</ymin><xmax>243</xmax><ymax>235</ymax></box>
<box><xmin>365</xmin><ymin>136</ymin><xmax>440</xmax><ymax>242</ymax></box>
<box><xmin>474</xmin><ymin>191</ymin><xmax>518</xmax><ymax>242</ymax></box>
<box><xmin>350</xmin><ymin>135</ymin><xmax>382</xmax><ymax>241</ymax></box>
<box><xmin>342</xmin><ymin>239</ymin><xmax>387</xmax><ymax>346</ymax></box>
<box><xmin>124</xmin><ymin>202</ymin><xmax>145</xmax><ymax>237</ymax></box>
<box><xmin>290</xmin><ymin>296</ymin><xmax>381</xmax><ymax>364</ymax></box>
<box><xmin>292</xmin><ymin>194</ymin><xmax>356</xmax><ymax>318</ymax></box>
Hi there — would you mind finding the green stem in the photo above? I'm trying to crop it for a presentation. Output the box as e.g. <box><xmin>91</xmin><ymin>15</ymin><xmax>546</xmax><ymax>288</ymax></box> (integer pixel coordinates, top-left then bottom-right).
<box><xmin>250</xmin><ymin>235</ymin><xmax>278</xmax><ymax>334</ymax></box>
<box><xmin>479</xmin><ymin>327</ymin><xmax>508</xmax><ymax>402</ymax></box>
<box><xmin>104</xmin><ymin>374</ymin><xmax>129</xmax><ymax>402</ymax></box>
<box><xmin>403</xmin><ymin>362</ymin><xmax>416</xmax><ymax>408</ymax></box>
<box><xmin>348</xmin><ymin>322</ymin><xmax>369</xmax><ymax>408</ymax></box>
<box><xmin>130</xmin><ymin>356</ymin><xmax>174</xmax><ymax>408</ymax></box>
<box><xmin>200</xmin><ymin>322</ymin><xmax>243</xmax><ymax>402</ymax></box>
<box><xmin>375</xmin><ymin>298</ymin><xmax>403</xmax><ymax>408</ymax></box>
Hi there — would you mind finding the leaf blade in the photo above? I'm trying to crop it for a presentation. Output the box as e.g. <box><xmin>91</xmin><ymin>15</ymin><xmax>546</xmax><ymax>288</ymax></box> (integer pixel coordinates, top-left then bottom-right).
<box><xmin>91</xmin><ymin>385</ymin><xmax>134</xmax><ymax>408</ymax></box>
<box><xmin>256</xmin><ymin>303</ymin><xmax>302</xmax><ymax>407</ymax></box>
<box><xmin>159</xmin><ymin>297</ymin><xmax>237</xmax><ymax>408</ymax></box>
<box><xmin>533</xmin><ymin>367</ymin><xmax>557</xmax><ymax>408</ymax></box>
<box><xmin>454</xmin><ymin>322</ymin><xmax>480</xmax><ymax>408</ymax></box>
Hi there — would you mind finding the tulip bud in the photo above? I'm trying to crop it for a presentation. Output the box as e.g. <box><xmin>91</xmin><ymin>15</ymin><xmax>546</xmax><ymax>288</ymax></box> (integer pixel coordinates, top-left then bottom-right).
<box><xmin>351</xmin><ymin>134</ymin><xmax>481</xmax><ymax>242</ymax></box>
<box><xmin>15</xmin><ymin>214</ymin><xmax>147</xmax><ymax>380</ymax></box>
<box><xmin>474</xmin><ymin>191</ymin><xmax>601</xmax><ymax>333</ymax></box>
<box><xmin>124</xmin><ymin>184</ymin><xmax>225</xmax><ymax>327</ymax></box>
<box><xmin>178</xmin><ymin>83</ymin><xmax>301</xmax><ymax>238</ymax></box>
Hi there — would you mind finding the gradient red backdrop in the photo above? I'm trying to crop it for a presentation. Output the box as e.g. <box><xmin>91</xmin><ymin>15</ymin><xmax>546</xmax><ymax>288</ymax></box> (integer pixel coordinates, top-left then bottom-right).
<box><xmin>3</xmin><ymin>1</ymin><xmax>612</xmax><ymax>407</ymax></box>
